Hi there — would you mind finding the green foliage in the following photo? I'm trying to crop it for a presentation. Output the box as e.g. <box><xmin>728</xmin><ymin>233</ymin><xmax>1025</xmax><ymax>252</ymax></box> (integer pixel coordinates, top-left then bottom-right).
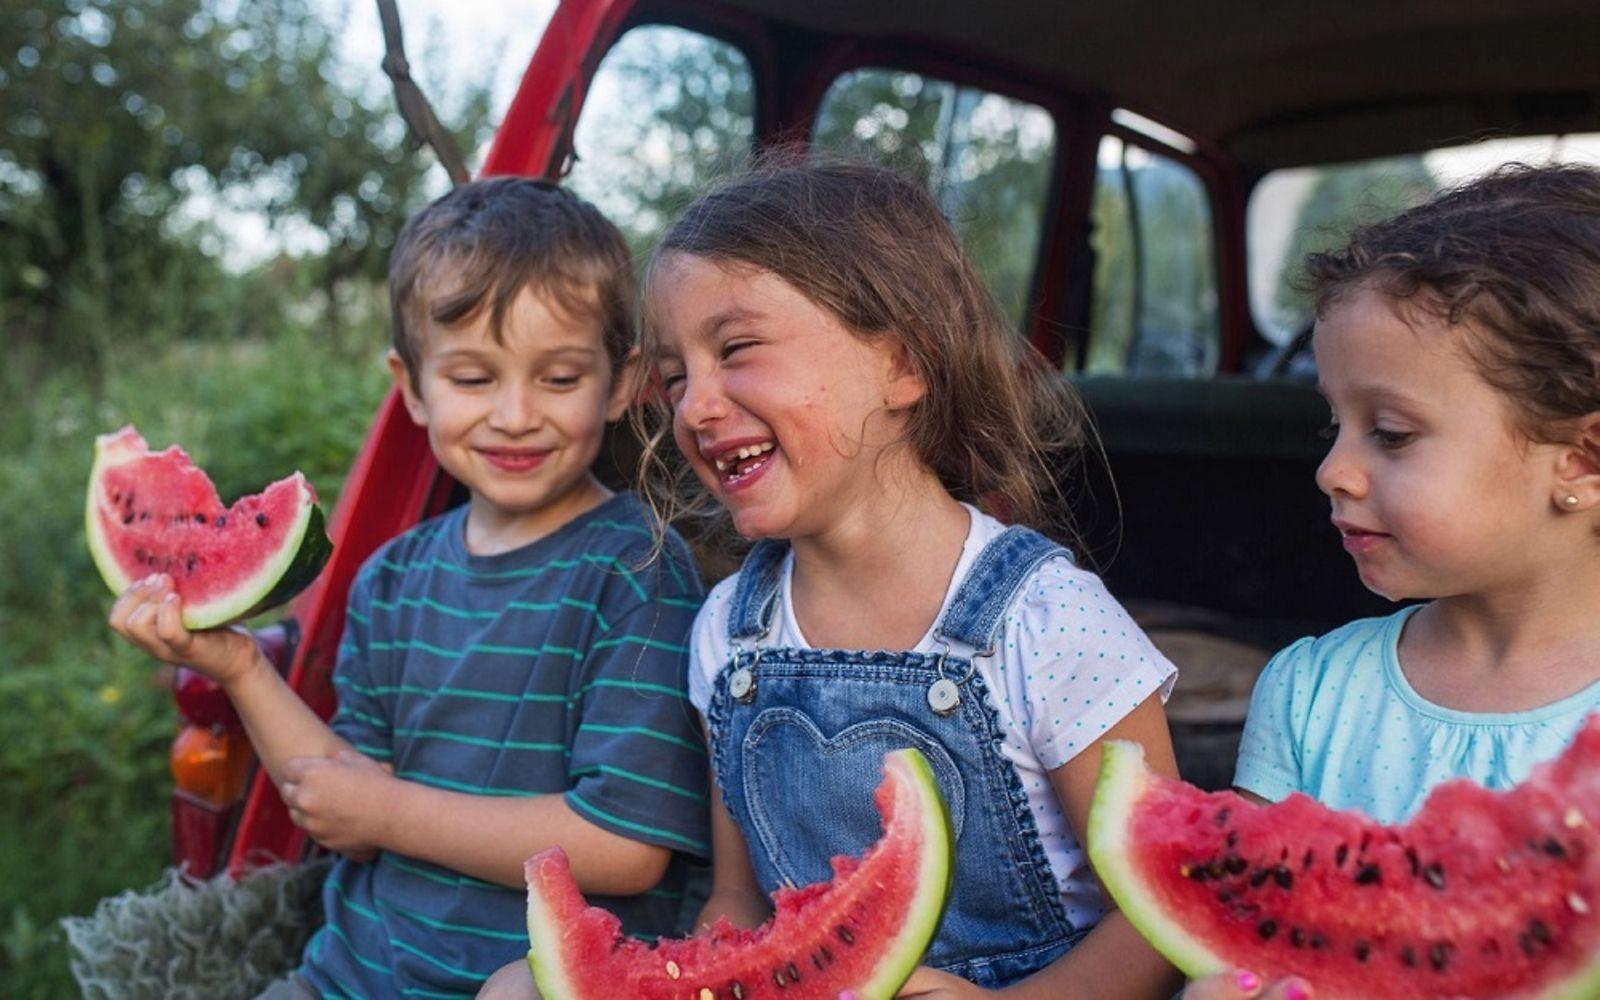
<box><xmin>0</xmin><ymin>327</ymin><xmax>388</xmax><ymax>997</ymax></box>
<box><xmin>0</xmin><ymin>0</ymin><xmax>492</xmax><ymax>370</ymax></box>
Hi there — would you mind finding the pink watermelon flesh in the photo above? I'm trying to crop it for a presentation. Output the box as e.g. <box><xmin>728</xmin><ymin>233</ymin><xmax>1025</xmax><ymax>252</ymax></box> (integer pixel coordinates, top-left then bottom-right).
<box><xmin>1088</xmin><ymin>715</ymin><xmax>1600</xmax><ymax>1000</ymax></box>
<box><xmin>525</xmin><ymin>748</ymin><xmax>953</xmax><ymax>1000</ymax></box>
<box><xmin>86</xmin><ymin>426</ymin><xmax>332</xmax><ymax>629</ymax></box>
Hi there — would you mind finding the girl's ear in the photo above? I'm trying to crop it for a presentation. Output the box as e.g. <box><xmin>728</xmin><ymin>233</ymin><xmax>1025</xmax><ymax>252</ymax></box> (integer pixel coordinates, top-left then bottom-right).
<box><xmin>606</xmin><ymin>347</ymin><xmax>643</xmax><ymax>423</ymax></box>
<box><xmin>387</xmin><ymin>349</ymin><xmax>429</xmax><ymax>427</ymax></box>
<box><xmin>1553</xmin><ymin>412</ymin><xmax>1600</xmax><ymax>512</ymax></box>
<box><xmin>881</xmin><ymin>338</ymin><xmax>928</xmax><ymax>411</ymax></box>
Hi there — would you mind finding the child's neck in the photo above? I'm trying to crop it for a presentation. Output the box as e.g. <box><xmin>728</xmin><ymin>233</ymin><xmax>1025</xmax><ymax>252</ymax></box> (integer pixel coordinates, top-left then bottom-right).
<box><xmin>787</xmin><ymin>474</ymin><xmax>970</xmax><ymax>652</ymax></box>
<box><xmin>462</xmin><ymin>475</ymin><xmax>612</xmax><ymax>557</ymax></box>
<box><xmin>1401</xmin><ymin>568</ymin><xmax>1600</xmax><ymax>713</ymax></box>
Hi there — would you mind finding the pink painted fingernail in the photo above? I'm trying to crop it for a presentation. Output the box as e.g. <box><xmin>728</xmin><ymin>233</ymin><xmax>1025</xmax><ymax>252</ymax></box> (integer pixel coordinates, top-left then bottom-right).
<box><xmin>1234</xmin><ymin>970</ymin><xmax>1260</xmax><ymax>993</ymax></box>
<box><xmin>1284</xmin><ymin>982</ymin><xmax>1312</xmax><ymax>1000</ymax></box>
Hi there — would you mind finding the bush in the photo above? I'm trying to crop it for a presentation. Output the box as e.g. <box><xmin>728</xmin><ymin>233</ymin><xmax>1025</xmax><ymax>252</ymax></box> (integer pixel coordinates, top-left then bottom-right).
<box><xmin>0</xmin><ymin>322</ymin><xmax>389</xmax><ymax>997</ymax></box>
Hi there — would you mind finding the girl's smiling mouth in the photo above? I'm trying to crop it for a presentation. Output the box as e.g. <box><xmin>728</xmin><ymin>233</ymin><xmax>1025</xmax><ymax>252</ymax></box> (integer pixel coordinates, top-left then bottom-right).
<box><xmin>707</xmin><ymin>440</ymin><xmax>776</xmax><ymax>490</ymax></box>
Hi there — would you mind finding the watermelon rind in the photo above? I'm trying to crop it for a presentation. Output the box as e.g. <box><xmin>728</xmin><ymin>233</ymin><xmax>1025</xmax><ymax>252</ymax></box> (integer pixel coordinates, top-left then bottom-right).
<box><xmin>1088</xmin><ymin>740</ymin><xmax>1229</xmax><ymax>981</ymax></box>
<box><xmin>524</xmin><ymin>746</ymin><xmax>954</xmax><ymax>1000</ymax></box>
<box><xmin>84</xmin><ymin>427</ymin><xmax>332</xmax><ymax>630</ymax></box>
<box><xmin>857</xmin><ymin>747</ymin><xmax>954</xmax><ymax>999</ymax></box>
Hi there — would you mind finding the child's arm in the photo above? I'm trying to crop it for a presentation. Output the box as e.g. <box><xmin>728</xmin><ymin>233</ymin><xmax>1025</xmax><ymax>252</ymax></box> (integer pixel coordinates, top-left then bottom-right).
<box><xmin>696</xmin><ymin>778</ymin><xmax>774</xmax><ymax>931</ymax></box>
<box><xmin>898</xmin><ymin>693</ymin><xmax>1187</xmax><ymax>999</ymax></box>
<box><xmin>109</xmin><ymin>574</ymin><xmax>352</xmax><ymax>784</ymax></box>
<box><xmin>278</xmin><ymin>767</ymin><xmax>672</xmax><ymax>892</ymax></box>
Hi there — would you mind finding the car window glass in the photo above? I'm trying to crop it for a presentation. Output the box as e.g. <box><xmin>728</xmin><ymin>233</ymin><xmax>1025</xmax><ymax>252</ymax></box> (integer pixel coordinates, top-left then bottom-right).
<box><xmin>1086</xmin><ymin>134</ymin><xmax>1218</xmax><ymax>375</ymax></box>
<box><xmin>813</xmin><ymin>68</ymin><xmax>1056</xmax><ymax>332</ymax></box>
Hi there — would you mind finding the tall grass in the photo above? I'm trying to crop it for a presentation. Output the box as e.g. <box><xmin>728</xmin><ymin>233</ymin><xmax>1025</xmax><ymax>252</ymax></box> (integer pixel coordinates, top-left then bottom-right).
<box><xmin>0</xmin><ymin>326</ymin><xmax>389</xmax><ymax>997</ymax></box>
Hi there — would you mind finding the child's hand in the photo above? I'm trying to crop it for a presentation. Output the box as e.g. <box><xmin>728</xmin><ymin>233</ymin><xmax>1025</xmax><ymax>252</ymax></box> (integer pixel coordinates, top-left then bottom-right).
<box><xmin>108</xmin><ymin>574</ymin><xmax>261</xmax><ymax>686</ymax></box>
<box><xmin>281</xmin><ymin>750</ymin><xmax>397</xmax><ymax>859</ymax></box>
<box><xmin>477</xmin><ymin>958</ymin><xmax>539</xmax><ymax>998</ymax></box>
<box><xmin>1183</xmin><ymin>969</ymin><xmax>1311</xmax><ymax>1000</ymax></box>
<box><xmin>891</xmin><ymin>966</ymin><xmax>990</xmax><ymax>998</ymax></box>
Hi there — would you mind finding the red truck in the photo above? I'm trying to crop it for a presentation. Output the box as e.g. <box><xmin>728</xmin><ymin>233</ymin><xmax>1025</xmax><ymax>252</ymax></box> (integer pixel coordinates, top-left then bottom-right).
<box><xmin>171</xmin><ymin>0</ymin><xmax>1600</xmax><ymax>877</ymax></box>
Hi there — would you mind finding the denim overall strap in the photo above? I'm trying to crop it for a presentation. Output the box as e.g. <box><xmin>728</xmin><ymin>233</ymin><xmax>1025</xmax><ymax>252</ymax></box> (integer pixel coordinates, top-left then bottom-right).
<box><xmin>726</xmin><ymin>540</ymin><xmax>789</xmax><ymax>643</ymax></box>
<box><xmin>935</xmin><ymin>526</ymin><xmax>1065</xmax><ymax>655</ymax></box>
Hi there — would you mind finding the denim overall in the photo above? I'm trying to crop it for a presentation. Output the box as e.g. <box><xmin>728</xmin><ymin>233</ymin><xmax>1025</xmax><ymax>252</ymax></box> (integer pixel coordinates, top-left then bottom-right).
<box><xmin>705</xmin><ymin>527</ymin><xmax>1085</xmax><ymax>988</ymax></box>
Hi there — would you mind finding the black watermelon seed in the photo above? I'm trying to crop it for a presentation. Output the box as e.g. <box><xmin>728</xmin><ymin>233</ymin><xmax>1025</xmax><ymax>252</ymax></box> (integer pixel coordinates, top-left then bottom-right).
<box><xmin>1430</xmin><ymin>943</ymin><xmax>1452</xmax><ymax>971</ymax></box>
<box><xmin>1401</xmin><ymin>946</ymin><xmax>1417</xmax><ymax>968</ymax></box>
<box><xmin>1206</xmin><ymin>860</ymin><xmax>1227</xmax><ymax>879</ymax></box>
<box><xmin>1336</xmin><ymin>843</ymin><xmax>1350</xmax><ymax>867</ymax></box>
<box><xmin>1542</xmin><ymin>838</ymin><xmax>1569</xmax><ymax>859</ymax></box>
<box><xmin>1310</xmin><ymin>933</ymin><xmax>1326</xmax><ymax>950</ymax></box>
<box><xmin>819</xmin><ymin>945</ymin><xmax>832</xmax><ymax>965</ymax></box>
<box><xmin>1250</xmin><ymin>869</ymin><xmax>1272</xmax><ymax>888</ymax></box>
<box><xmin>1217</xmin><ymin>890</ymin><xmax>1234</xmax><ymax>904</ymax></box>
<box><xmin>1273</xmin><ymin>867</ymin><xmax>1294</xmax><ymax>890</ymax></box>
<box><xmin>122</xmin><ymin>512</ymin><xmax>134</xmax><ymax>525</ymax></box>
<box><xmin>1355</xmin><ymin>941</ymin><xmax>1371</xmax><ymax>962</ymax></box>
<box><xmin>140</xmin><ymin>511</ymin><xmax>150</xmax><ymax>520</ymax></box>
<box><xmin>1257</xmin><ymin>920</ymin><xmax>1278</xmax><ymax>940</ymax></box>
<box><xmin>1215</xmin><ymin>807</ymin><xmax>1231</xmax><ymax>827</ymax></box>
<box><xmin>1530</xmin><ymin>919</ymin><xmax>1552</xmax><ymax>944</ymax></box>
<box><xmin>1225</xmin><ymin>856</ymin><xmax>1248</xmax><ymax>875</ymax></box>
<box><xmin>216</xmin><ymin>515</ymin><xmax>227</xmax><ymax>527</ymax></box>
<box><xmin>185</xmin><ymin>554</ymin><xmax>197</xmax><ymax>574</ymax></box>
<box><xmin>1423</xmin><ymin>864</ymin><xmax>1446</xmax><ymax>889</ymax></box>
<box><xmin>256</xmin><ymin>513</ymin><xmax>268</xmax><ymax>527</ymax></box>
<box><xmin>1290</xmin><ymin>928</ymin><xmax>1306</xmax><ymax>948</ymax></box>
<box><xmin>836</xmin><ymin>926</ymin><xmax>854</xmax><ymax>945</ymax></box>
<box><xmin>1355</xmin><ymin>864</ymin><xmax>1382</xmax><ymax>885</ymax></box>
<box><xmin>1521</xmin><ymin>933</ymin><xmax>1538</xmax><ymax>956</ymax></box>
<box><xmin>1406</xmin><ymin>848</ymin><xmax>1420</xmax><ymax>877</ymax></box>
<box><xmin>1302</xmin><ymin>848</ymin><xmax>1315</xmax><ymax>870</ymax></box>
<box><xmin>786</xmin><ymin>962</ymin><xmax>799</xmax><ymax>983</ymax></box>
<box><xmin>195</xmin><ymin>513</ymin><xmax>206</xmax><ymax>524</ymax></box>
<box><xmin>1226</xmin><ymin>831</ymin><xmax>1239</xmax><ymax>849</ymax></box>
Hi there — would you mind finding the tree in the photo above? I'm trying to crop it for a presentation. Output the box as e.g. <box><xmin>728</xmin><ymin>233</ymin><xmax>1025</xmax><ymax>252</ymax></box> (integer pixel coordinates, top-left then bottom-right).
<box><xmin>0</xmin><ymin>0</ymin><xmax>492</xmax><ymax>375</ymax></box>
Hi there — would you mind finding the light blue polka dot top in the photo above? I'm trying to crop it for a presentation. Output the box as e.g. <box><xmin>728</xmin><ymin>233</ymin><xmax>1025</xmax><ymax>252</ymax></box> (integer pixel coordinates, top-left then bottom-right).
<box><xmin>1234</xmin><ymin>605</ymin><xmax>1600</xmax><ymax>824</ymax></box>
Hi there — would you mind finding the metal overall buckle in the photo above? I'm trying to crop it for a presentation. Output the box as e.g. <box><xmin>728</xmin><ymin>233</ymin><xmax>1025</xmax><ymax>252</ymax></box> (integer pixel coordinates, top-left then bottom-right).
<box><xmin>927</xmin><ymin>642</ymin><xmax>977</xmax><ymax>716</ymax></box>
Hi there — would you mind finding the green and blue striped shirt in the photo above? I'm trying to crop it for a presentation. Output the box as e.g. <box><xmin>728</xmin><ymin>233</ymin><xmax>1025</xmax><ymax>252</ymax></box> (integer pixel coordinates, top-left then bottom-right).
<box><xmin>299</xmin><ymin>493</ymin><xmax>709</xmax><ymax>998</ymax></box>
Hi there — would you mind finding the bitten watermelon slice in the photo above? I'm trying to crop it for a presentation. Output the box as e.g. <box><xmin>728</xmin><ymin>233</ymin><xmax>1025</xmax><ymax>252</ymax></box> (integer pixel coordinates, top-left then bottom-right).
<box><xmin>86</xmin><ymin>426</ymin><xmax>332</xmax><ymax>629</ymax></box>
<box><xmin>1088</xmin><ymin>716</ymin><xmax>1600</xmax><ymax>999</ymax></box>
<box><xmin>525</xmin><ymin>748</ymin><xmax>953</xmax><ymax>1000</ymax></box>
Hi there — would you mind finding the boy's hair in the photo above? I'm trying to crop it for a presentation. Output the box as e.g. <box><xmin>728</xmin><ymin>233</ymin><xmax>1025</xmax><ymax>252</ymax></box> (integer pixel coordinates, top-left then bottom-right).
<box><xmin>1305</xmin><ymin>162</ymin><xmax>1600</xmax><ymax>441</ymax></box>
<box><xmin>635</xmin><ymin>155</ymin><xmax>1088</xmax><ymax>543</ymax></box>
<box><xmin>388</xmin><ymin>177</ymin><xmax>636</xmax><ymax>386</ymax></box>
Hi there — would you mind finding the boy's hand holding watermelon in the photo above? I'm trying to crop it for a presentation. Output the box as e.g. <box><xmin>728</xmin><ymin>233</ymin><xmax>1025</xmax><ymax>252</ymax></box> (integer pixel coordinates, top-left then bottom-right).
<box><xmin>108</xmin><ymin>572</ymin><xmax>264</xmax><ymax>685</ymax></box>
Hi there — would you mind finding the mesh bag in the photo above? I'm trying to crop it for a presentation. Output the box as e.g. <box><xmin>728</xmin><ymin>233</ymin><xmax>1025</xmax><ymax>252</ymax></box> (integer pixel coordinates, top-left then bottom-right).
<box><xmin>61</xmin><ymin>859</ymin><xmax>329</xmax><ymax>1000</ymax></box>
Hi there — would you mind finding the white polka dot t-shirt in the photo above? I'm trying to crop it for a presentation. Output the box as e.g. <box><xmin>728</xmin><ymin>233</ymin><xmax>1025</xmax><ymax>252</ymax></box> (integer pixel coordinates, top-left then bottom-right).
<box><xmin>1235</xmin><ymin>604</ymin><xmax>1600</xmax><ymax>824</ymax></box>
<box><xmin>687</xmin><ymin>505</ymin><xmax>1178</xmax><ymax>929</ymax></box>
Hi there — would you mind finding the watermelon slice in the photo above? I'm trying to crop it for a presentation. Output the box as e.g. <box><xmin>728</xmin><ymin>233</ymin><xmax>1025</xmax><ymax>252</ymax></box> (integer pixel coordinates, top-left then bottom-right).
<box><xmin>1088</xmin><ymin>716</ymin><xmax>1600</xmax><ymax>999</ymax></box>
<box><xmin>86</xmin><ymin>426</ymin><xmax>332</xmax><ymax>629</ymax></box>
<box><xmin>525</xmin><ymin>748</ymin><xmax>953</xmax><ymax>1000</ymax></box>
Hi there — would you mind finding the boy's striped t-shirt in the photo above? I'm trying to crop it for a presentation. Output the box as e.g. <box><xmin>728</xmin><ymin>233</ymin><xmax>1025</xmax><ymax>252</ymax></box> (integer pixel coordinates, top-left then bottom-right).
<box><xmin>298</xmin><ymin>492</ymin><xmax>709</xmax><ymax>999</ymax></box>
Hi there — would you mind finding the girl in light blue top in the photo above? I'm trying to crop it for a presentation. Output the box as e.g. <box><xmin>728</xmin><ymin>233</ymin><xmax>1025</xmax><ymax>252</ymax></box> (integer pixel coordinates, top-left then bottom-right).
<box><xmin>1189</xmin><ymin>163</ymin><xmax>1600</xmax><ymax>1000</ymax></box>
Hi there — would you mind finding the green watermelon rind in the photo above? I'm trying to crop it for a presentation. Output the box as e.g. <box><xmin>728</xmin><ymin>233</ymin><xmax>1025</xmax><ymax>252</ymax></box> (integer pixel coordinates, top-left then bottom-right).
<box><xmin>1087</xmin><ymin>738</ymin><xmax>1600</xmax><ymax>1000</ymax></box>
<box><xmin>524</xmin><ymin>746</ymin><xmax>954</xmax><ymax>1000</ymax></box>
<box><xmin>85</xmin><ymin>430</ymin><xmax>332</xmax><ymax>630</ymax></box>
<box><xmin>860</xmin><ymin>747</ymin><xmax>955</xmax><ymax>999</ymax></box>
<box><xmin>1087</xmin><ymin>740</ymin><xmax>1230</xmax><ymax>981</ymax></box>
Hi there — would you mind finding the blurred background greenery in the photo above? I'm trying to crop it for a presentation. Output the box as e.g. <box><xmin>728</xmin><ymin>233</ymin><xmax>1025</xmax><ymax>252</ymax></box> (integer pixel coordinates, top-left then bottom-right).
<box><xmin>0</xmin><ymin>0</ymin><xmax>492</xmax><ymax>993</ymax></box>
